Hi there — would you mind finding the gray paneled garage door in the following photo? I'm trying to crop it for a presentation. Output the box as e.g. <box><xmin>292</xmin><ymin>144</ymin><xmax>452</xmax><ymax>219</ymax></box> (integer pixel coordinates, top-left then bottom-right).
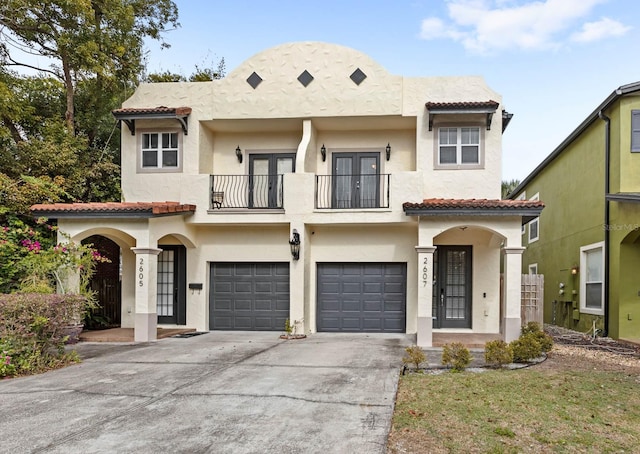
<box><xmin>317</xmin><ymin>263</ymin><xmax>406</xmax><ymax>332</ymax></box>
<box><xmin>210</xmin><ymin>263</ymin><xmax>289</xmax><ymax>331</ymax></box>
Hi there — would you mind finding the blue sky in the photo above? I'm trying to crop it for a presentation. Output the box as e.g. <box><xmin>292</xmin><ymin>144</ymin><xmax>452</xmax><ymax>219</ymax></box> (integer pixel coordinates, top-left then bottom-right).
<box><xmin>144</xmin><ymin>0</ymin><xmax>640</xmax><ymax>181</ymax></box>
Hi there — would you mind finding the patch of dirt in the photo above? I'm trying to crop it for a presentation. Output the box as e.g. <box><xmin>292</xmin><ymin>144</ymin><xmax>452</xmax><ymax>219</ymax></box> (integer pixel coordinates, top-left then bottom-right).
<box><xmin>541</xmin><ymin>325</ymin><xmax>640</xmax><ymax>373</ymax></box>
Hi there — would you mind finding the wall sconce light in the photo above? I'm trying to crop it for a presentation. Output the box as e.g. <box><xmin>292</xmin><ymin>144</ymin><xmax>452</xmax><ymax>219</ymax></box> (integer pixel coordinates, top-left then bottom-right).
<box><xmin>235</xmin><ymin>145</ymin><xmax>243</xmax><ymax>163</ymax></box>
<box><xmin>386</xmin><ymin>143</ymin><xmax>391</xmax><ymax>161</ymax></box>
<box><xmin>320</xmin><ymin>144</ymin><xmax>326</xmax><ymax>162</ymax></box>
<box><xmin>289</xmin><ymin>229</ymin><xmax>300</xmax><ymax>260</ymax></box>
<box><xmin>571</xmin><ymin>265</ymin><xmax>579</xmax><ymax>275</ymax></box>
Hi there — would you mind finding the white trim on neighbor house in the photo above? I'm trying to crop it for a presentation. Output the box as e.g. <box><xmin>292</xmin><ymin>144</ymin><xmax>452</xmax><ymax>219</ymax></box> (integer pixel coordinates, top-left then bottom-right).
<box><xmin>528</xmin><ymin>263</ymin><xmax>538</xmax><ymax>274</ymax></box>
<box><xmin>137</xmin><ymin>129</ymin><xmax>183</xmax><ymax>173</ymax></box>
<box><xmin>434</xmin><ymin>124</ymin><xmax>485</xmax><ymax>170</ymax></box>
<box><xmin>579</xmin><ymin>241</ymin><xmax>605</xmax><ymax>316</ymax></box>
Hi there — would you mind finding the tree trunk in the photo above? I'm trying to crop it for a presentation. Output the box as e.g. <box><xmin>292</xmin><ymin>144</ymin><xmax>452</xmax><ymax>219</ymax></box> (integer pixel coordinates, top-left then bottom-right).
<box><xmin>62</xmin><ymin>56</ymin><xmax>75</xmax><ymax>135</ymax></box>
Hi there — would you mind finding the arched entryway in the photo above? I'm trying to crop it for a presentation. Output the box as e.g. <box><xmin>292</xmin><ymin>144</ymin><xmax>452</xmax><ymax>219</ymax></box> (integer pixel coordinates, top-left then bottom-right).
<box><xmin>84</xmin><ymin>235</ymin><xmax>121</xmax><ymax>329</ymax></box>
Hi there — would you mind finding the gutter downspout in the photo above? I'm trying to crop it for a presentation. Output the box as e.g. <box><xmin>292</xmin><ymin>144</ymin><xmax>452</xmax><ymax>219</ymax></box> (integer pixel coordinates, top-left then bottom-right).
<box><xmin>598</xmin><ymin>110</ymin><xmax>610</xmax><ymax>337</ymax></box>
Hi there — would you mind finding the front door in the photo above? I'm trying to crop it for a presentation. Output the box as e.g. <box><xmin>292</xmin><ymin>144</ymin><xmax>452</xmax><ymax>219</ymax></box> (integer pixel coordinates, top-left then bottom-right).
<box><xmin>249</xmin><ymin>153</ymin><xmax>295</xmax><ymax>208</ymax></box>
<box><xmin>332</xmin><ymin>152</ymin><xmax>380</xmax><ymax>208</ymax></box>
<box><xmin>433</xmin><ymin>246</ymin><xmax>472</xmax><ymax>329</ymax></box>
<box><xmin>157</xmin><ymin>245</ymin><xmax>186</xmax><ymax>325</ymax></box>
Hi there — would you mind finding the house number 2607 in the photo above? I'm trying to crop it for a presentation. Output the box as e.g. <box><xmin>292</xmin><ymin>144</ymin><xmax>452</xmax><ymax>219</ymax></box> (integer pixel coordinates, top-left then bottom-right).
<box><xmin>422</xmin><ymin>257</ymin><xmax>428</xmax><ymax>287</ymax></box>
<box><xmin>138</xmin><ymin>257</ymin><xmax>144</xmax><ymax>287</ymax></box>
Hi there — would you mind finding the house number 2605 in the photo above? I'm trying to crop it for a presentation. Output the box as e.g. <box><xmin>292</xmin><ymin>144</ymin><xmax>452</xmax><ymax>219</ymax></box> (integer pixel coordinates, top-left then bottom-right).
<box><xmin>422</xmin><ymin>257</ymin><xmax>428</xmax><ymax>287</ymax></box>
<box><xmin>138</xmin><ymin>257</ymin><xmax>144</xmax><ymax>287</ymax></box>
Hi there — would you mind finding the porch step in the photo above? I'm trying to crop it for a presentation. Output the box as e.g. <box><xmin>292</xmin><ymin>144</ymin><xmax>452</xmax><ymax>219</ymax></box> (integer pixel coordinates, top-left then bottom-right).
<box><xmin>79</xmin><ymin>328</ymin><xmax>195</xmax><ymax>342</ymax></box>
<box><xmin>432</xmin><ymin>333</ymin><xmax>501</xmax><ymax>348</ymax></box>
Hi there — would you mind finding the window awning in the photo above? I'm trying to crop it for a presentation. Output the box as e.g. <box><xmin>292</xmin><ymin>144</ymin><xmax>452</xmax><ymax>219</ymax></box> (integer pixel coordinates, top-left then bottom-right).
<box><xmin>425</xmin><ymin>100</ymin><xmax>504</xmax><ymax>132</ymax></box>
<box><xmin>112</xmin><ymin>106</ymin><xmax>192</xmax><ymax>135</ymax></box>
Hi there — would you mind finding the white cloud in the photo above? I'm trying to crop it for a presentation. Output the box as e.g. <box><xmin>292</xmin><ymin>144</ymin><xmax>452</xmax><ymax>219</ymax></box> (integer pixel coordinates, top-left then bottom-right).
<box><xmin>419</xmin><ymin>0</ymin><xmax>629</xmax><ymax>54</ymax></box>
<box><xmin>570</xmin><ymin>17</ymin><xmax>632</xmax><ymax>42</ymax></box>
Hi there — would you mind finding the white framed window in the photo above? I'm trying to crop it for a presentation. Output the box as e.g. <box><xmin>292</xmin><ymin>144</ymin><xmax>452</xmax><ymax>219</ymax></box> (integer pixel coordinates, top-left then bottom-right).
<box><xmin>528</xmin><ymin>263</ymin><xmax>538</xmax><ymax>275</ymax></box>
<box><xmin>632</xmin><ymin>110</ymin><xmax>640</xmax><ymax>152</ymax></box>
<box><xmin>138</xmin><ymin>130</ymin><xmax>182</xmax><ymax>172</ymax></box>
<box><xmin>436</xmin><ymin>126</ymin><xmax>482</xmax><ymax>168</ymax></box>
<box><xmin>580</xmin><ymin>242</ymin><xmax>604</xmax><ymax>315</ymax></box>
<box><xmin>528</xmin><ymin>193</ymin><xmax>540</xmax><ymax>243</ymax></box>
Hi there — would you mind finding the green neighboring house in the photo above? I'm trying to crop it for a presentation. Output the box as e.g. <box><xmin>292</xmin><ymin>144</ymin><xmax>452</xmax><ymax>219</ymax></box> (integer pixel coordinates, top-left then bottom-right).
<box><xmin>510</xmin><ymin>81</ymin><xmax>640</xmax><ymax>342</ymax></box>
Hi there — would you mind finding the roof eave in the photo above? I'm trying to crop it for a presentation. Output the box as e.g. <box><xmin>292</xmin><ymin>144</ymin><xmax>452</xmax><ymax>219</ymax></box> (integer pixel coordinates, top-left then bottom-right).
<box><xmin>403</xmin><ymin>207</ymin><xmax>543</xmax><ymax>224</ymax></box>
<box><xmin>508</xmin><ymin>81</ymin><xmax>640</xmax><ymax>198</ymax></box>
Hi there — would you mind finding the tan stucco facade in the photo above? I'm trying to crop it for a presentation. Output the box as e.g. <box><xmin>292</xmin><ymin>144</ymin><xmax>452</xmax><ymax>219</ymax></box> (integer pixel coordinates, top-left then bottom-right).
<box><xmin>53</xmin><ymin>42</ymin><xmax>526</xmax><ymax>346</ymax></box>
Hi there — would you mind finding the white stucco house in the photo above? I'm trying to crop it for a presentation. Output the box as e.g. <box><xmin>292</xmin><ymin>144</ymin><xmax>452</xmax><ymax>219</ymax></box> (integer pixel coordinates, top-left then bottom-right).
<box><xmin>32</xmin><ymin>42</ymin><xmax>543</xmax><ymax>345</ymax></box>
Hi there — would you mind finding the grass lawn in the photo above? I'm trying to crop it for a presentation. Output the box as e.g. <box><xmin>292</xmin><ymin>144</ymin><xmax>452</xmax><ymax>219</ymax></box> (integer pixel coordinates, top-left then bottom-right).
<box><xmin>388</xmin><ymin>345</ymin><xmax>640</xmax><ymax>453</ymax></box>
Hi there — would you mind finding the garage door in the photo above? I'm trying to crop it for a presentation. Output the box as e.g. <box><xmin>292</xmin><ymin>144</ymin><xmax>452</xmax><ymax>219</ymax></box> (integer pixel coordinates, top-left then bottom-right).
<box><xmin>210</xmin><ymin>263</ymin><xmax>289</xmax><ymax>331</ymax></box>
<box><xmin>317</xmin><ymin>263</ymin><xmax>406</xmax><ymax>332</ymax></box>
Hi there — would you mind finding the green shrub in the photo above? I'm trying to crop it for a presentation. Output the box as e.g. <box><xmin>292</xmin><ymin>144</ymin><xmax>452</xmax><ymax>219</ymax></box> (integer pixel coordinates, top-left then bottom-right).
<box><xmin>402</xmin><ymin>345</ymin><xmax>426</xmax><ymax>370</ymax></box>
<box><xmin>442</xmin><ymin>342</ymin><xmax>471</xmax><ymax>372</ymax></box>
<box><xmin>521</xmin><ymin>321</ymin><xmax>543</xmax><ymax>336</ymax></box>
<box><xmin>0</xmin><ymin>293</ymin><xmax>85</xmax><ymax>376</ymax></box>
<box><xmin>534</xmin><ymin>331</ymin><xmax>554</xmax><ymax>353</ymax></box>
<box><xmin>484</xmin><ymin>340</ymin><xmax>513</xmax><ymax>368</ymax></box>
<box><xmin>510</xmin><ymin>333</ymin><xmax>542</xmax><ymax>363</ymax></box>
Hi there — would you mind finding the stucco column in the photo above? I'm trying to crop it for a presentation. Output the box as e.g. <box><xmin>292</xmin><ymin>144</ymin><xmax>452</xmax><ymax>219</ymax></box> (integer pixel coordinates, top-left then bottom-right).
<box><xmin>289</xmin><ymin>227</ymin><xmax>305</xmax><ymax>335</ymax></box>
<box><xmin>131</xmin><ymin>247</ymin><xmax>162</xmax><ymax>342</ymax></box>
<box><xmin>416</xmin><ymin>246</ymin><xmax>437</xmax><ymax>347</ymax></box>
<box><xmin>503</xmin><ymin>246</ymin><xmax>525</xmax><ymax>342</ymax></box>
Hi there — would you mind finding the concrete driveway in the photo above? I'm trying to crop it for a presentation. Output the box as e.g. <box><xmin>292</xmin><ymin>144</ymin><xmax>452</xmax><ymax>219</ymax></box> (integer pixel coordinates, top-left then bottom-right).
<box><xmin>0</xmin><ymin>332</ymin><xmax>412</xmax><ymax>454</ymax></box>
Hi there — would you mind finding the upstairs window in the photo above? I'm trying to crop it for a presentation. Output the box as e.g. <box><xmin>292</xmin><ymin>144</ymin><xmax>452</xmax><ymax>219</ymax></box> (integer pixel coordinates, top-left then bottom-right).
<box><xmin>140</xmin><ymin>131</ymin><xmax>181</xmax><ymax>172</ymax></box>
<box><xmin>437</xmin><ymin>127</ymin><xmax>481</xmax><ymax>167</ymax></box>
<box><xmin>632</xmin><ymin>110</ymin><xmax>640</xmax><ymax>152</ymax></box>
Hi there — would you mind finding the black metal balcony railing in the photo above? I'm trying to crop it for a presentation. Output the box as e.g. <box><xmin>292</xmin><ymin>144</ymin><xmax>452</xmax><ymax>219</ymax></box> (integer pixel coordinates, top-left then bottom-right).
<box><xmin>316</xmin><ymin>174</ymin><xmax>390</xmax><ymax>209</ymax></box>
<box><xmin>210</xmin><ymin>174</ymin><xmax>284</xmax><ymax>209</ymax></box>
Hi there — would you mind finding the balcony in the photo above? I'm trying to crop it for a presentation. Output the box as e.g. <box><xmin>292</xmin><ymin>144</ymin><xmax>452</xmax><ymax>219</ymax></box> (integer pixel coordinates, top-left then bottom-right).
<box><xmin>210</xmin><ymin>174</ymin><xmax>285</xmax><ymax>210</ymax></box>
<box><xmin>315</xmin><ymin>174</ymin><xmax>390</xmax><ymax>209</ymax></box>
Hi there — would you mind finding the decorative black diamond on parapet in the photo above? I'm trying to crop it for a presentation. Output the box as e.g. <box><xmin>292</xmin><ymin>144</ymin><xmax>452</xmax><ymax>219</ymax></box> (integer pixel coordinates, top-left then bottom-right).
<box><xmin>297</xmin><ymin>70</ymin><xmax>314</xmax><ymax>87</ymax></box>
<box><xmin>350</xmin><ymin>68</ymin><xmax>367</xmax><ymax>85</ymax></box>
<box><xmin>247</xmin><ymin>72</ymin><xmax>263</xmax><ymax>89</ymax></box>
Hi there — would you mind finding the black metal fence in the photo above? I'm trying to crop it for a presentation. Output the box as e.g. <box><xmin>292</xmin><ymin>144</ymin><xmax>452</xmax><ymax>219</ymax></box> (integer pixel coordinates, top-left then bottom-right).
<box><xmin>315</xmin><ymin>174</ymin><xmax>390</xmax><ymax>209</ymax></box>
<box><xmin>210</xmin><ymin>174</ymin><xmax>285</xmax><ymax>209</ymax></box>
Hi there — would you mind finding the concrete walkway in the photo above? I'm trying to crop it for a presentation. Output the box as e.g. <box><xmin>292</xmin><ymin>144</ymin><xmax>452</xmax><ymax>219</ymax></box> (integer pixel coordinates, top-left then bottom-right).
<box><xmin>0</xmin><ymin>332</ymin><xmax>412</xmax><ymax>454</ymax></box>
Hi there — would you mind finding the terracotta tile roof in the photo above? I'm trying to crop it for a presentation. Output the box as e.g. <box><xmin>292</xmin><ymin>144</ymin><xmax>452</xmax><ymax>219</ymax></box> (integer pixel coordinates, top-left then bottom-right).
<box><xmin>425</xmin><ymin>100</ymin><xmax>499</xmax><ymax>110</ymax></box>
<box><xmin>403</xmin><ymin>198</ymin><xmax>544</xmax><ymax>224</ymax></box>
<box><xmin>404</xmin><ymin>198</ymin><xmax>544</xmax><ymax>210</ymax></box>
<box><xmin>30</xmin><ymin>202</ymin><xmax>196</xmax><ymax>218</ymax></box>
<box><xmin>112</xmin><ymin>106</ymin><xmax>192</xmax><ymax>116</ymax></box>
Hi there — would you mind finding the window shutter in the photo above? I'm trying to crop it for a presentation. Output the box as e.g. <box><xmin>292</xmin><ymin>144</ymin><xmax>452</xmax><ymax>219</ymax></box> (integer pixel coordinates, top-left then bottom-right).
<box><xmin>632</xmin><ymin>110</ymin><xmax>640</xmax><ymax>152</ymax></box>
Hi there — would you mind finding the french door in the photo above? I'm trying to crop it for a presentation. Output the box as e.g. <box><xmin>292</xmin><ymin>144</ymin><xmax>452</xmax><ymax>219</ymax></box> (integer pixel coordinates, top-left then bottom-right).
<box><xmin>157</xmin><ymin>245</ymin><xmax>186</xmax><ymax>325</ymax></box>
<box><xmin>432</xmin><ymin>246</ymin><xmax>472</xmax><ymax>329</ymax></box>
<box><xmin>249</xmin><ymin>153</ymin><xmax>295</xmax><ymax>208</ymax></box>
<box><xmin>332</xmin><ymin>152</ymin><xmax>380</xmax><ymax>208</ymax></box>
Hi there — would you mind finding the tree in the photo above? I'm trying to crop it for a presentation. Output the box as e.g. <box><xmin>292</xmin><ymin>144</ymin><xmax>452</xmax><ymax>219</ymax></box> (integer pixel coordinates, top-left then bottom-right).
<box><xmin>502</xmin><ymin>179</ymin><xmax>521</xmax><ymax>199</ymax></box>
<box><xmin>144</xmin><ymin>57</ymin><xmax>226</xmax><ymax>82</ymax></box>
<box><xmin>0</xmin><ymin>0</ymin><xmax>179</xmax><ymax>133</ymax></box>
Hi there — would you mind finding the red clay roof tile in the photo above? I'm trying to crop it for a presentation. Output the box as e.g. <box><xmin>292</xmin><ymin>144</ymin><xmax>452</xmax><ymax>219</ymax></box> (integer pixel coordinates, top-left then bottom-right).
<box><xmin>30</xmin><ymin>202</ymin><xmax>196</xmax><ymax>218</ymax></box>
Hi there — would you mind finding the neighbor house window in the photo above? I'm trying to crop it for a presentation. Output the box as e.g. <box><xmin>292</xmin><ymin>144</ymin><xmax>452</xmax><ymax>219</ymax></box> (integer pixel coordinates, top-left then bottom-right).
<box><xmin>580</xmin><ymin>242</ymin><xmax>604</xmax><ymax>315</ymax></box>
<box><xmin>528</xmin><ymin>193</ymin><xmax>540</xmax><ymax>243</ymax></box>
<box><xmin>139</xmin><ymin>131</ymin><xmax>181</xmax><ymax>172</ymax></box>
<box><xmin>528</xmin><ymin>263</ymin><xmax>538</xmax><ymax>275</ymax></box>
<box><xmin>632</xmin><ymin>110</ymin><xmax>640</xmax><ymax>152</ymax></box>
<box><xmin>437</xmin><ymin>127</ymin><xmax>481</xmax><ymax>166</ymax></box>
<box><xmin>516</xmin><ymin>193</ymin><xmax>527</xmax><ymax>235</ymax></box>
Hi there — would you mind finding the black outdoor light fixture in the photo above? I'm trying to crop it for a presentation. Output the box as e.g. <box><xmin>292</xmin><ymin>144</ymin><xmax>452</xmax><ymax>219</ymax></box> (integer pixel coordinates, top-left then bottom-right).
<box><xmin>320</xmin><ymin>144</ymin><xmax>326</xmax><ymax>162</ymax></box>
<box><xmin>235</xmin><ymin>145</ymin><xmax>243</xmax><ymax>163</ymax></box>
<box><xmin>289</xmin><ymin>229</ymin><xmax>301</xmax><ymax>260</ymax></box>
<box><xmin>386</xmin><ymin>143</ymin><xmax>391</xmax><ymax>161</ymax></box>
